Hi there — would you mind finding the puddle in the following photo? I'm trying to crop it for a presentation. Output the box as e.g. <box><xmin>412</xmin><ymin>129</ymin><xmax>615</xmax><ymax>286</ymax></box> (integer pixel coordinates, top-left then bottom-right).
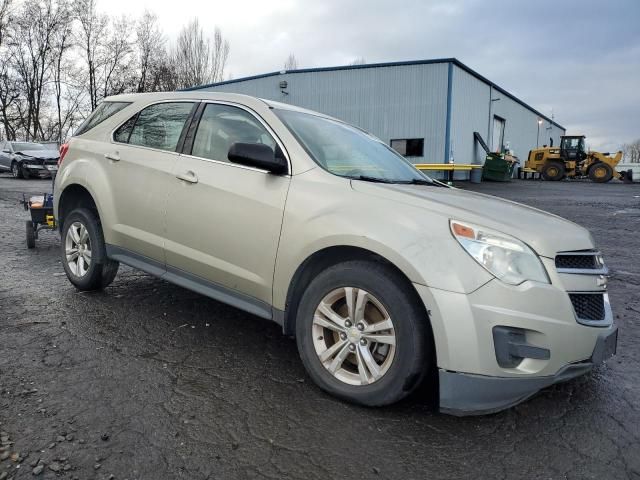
<box><xmin>613</xmin><ymin>208</ymin><xmax>640</xmax><ymax>215</ymax></box>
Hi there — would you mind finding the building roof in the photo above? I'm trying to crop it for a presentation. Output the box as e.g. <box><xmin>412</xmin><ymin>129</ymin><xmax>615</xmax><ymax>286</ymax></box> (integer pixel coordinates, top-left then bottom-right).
<box><xmin>183</xmin><ymin>57</ymin><xmax>564</xmax><ymax>130</ymax></box>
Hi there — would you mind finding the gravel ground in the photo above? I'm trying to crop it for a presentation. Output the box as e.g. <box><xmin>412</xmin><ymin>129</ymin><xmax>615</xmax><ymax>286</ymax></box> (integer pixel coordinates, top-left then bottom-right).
<box><xmin>1</xmin><ymin>173</ymin><xmax>639</xmax><ymax>480</ymax></box>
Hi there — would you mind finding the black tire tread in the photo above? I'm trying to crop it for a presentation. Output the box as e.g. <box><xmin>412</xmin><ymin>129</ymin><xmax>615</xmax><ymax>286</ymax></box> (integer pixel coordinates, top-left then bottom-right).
<box><xmin>541</xmin><ymin>161</ymin><xmax>565</xmax><ymax>181</ymax></box>
<box><xmin>26</xmin><ymin>221</ymin><xmax>35</xmax><ymax>249</ymax></box>
<box><xmin>588</xmin><ymin>162</ymin><xmax>613</xmax><ymax>183</ymax></box>
<box><xmin>61</xmin><ymin>208</ymin><xmax>119</xmax><ymax>291</ymax></box>
<box><xmin>295</xmin><ymin>260</ymin><xmax>432</xmax><ymax>407</ymax></box>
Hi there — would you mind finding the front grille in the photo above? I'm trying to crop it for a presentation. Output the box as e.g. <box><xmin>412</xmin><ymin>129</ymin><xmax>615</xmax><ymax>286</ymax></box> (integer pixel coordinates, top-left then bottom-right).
<box><xmin>555</xmin><ymin>253</ymin><xmax>599</xmax><ymax>270</ymax></box>
<box><xmin>569</xmin><ymin>293</ymin><xmax>605</xmax><ymax>321</ymax></box>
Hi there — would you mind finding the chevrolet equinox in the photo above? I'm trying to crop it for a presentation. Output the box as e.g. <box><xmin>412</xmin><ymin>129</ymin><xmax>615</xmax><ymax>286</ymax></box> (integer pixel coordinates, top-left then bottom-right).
<box><xmin>54</xmin><ymin>92</ymin><xmax>617</xmax><ymax>415</ymax></box>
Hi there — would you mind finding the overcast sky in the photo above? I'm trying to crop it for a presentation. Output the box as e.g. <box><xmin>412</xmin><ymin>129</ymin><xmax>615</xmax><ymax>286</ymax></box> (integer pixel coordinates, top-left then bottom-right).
<box><xmin>104</xmin><ymin>0</ymin><xmax>639</xmax><ymax>151</ymax></box>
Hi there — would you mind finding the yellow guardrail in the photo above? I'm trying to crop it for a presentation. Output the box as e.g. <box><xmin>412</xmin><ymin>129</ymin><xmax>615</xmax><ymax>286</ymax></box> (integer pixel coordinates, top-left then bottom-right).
<box><xmin>414</xmin><ymin>163</ymin><xmax>483</xmax><ymax>171</ymax></box>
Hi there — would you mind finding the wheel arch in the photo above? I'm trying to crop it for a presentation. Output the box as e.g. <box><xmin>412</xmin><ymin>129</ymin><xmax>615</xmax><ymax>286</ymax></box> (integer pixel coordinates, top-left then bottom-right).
<box><xmin>281</xmin><ymin>245</ymin><xmax>433</xmax><ymax>341</ymax></box>
<box><xmin>57</xmin><ymin>183</ymin><xmax>100</xmax><ymax>228</ymax></box>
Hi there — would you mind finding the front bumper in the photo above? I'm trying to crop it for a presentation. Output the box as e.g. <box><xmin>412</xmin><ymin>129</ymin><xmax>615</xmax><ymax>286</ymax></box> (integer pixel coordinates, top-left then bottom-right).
<box><xmin>23</xmin><ymin>163</ymin><xmax>58</xmax><ymax>174</ymax></box>
<box><xmin>413</xmin><ymin>259</ymin><xmax>616</xmax><ymax>415</ymax></box>
<box><xmin>439</xmin><ymin>325</ymin><xmax>617</xmax><ymax>415</ymax></box>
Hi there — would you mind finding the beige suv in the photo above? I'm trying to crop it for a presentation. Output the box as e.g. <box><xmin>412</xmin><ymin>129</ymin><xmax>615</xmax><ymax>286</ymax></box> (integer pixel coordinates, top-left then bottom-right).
<box><xmin>54</xmin><ymin>92</ymin><xmax>617</xmax><ymax>415</ymax></box>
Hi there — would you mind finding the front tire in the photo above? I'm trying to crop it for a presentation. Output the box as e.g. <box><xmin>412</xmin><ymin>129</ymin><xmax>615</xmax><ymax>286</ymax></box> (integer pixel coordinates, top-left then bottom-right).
<box><xmin>11</xmin><ymin>161</ymin><xmax>24</xmax><ymax>179</ymax></box>
<box><xmin>296</xmin><ymin>261</ymin><xmax>431</xmax><ymax>406</ymax></box>
<box><xmin>61</xmin><ymin>208</ymin><xmax>119</xmax><ymax>291</ymax></box>
<box><xmin>588</xmin><ymin>162</ymin><xmax>613</xmax><ymax>183</ymax></box>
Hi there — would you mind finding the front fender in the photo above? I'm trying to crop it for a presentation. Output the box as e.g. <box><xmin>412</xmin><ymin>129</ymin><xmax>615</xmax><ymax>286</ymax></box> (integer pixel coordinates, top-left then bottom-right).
<box><xmin>272</xmin><ymin>172</ymin><xmax>492</xmax><ymax>310</ymax></box>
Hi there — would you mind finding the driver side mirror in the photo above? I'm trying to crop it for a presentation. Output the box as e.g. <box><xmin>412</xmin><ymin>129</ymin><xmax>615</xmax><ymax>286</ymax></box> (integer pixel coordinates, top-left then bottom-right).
<box><xmin>228</xmin><ymin>143</ymin><xmax>287</xmax><ymax>175</ymax></box>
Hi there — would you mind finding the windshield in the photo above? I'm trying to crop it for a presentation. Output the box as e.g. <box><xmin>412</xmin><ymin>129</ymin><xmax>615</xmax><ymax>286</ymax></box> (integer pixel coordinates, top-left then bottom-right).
<box><xmin>12</xmin><ymin>142</ymin><xmax>47</xmax><ymax>151</ymax></box>
<box><xmin>274</xmin><ymin>109</ymin><xmax>433</xmax><ymax>184</ymax></box>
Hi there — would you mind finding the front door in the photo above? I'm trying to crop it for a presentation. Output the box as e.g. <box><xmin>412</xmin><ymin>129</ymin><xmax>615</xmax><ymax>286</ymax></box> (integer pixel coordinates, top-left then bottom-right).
<box><xmin>104</xmin><ymin>101</ymin><xmax>196</xmax><ymax>265</ymax></box>
<box><xmin>165</xmin><ymin>102</ymin><xmax>290</xmax><ymax>305</ymax></box>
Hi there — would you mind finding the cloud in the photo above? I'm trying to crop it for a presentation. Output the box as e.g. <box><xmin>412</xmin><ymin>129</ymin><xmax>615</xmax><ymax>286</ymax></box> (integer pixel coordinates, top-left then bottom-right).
<box><xmin>103</xmin><ymin>0</ymin><xmax>640</xmax><ymax>149</ymax></box>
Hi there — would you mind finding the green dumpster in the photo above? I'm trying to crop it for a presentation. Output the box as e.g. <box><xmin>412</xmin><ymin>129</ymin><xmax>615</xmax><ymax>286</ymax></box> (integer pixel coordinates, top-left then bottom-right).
<box><xmin>482</xmin><ymin>153</ymin><xmax>518</xmax><ymax>182</ymax></box>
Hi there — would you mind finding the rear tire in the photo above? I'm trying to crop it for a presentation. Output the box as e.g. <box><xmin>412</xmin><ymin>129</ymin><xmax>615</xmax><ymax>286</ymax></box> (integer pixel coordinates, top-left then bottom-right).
<box><xmin>295</xmin><ymin>260</ymin><xmax>432</xmax><ymax>406</ymax></box>
<box><xmin>541</xmin><ymin>161</ymin><xmax>565</xmax><ymax>181</ymax></box>
<box><xmin>26</xmin><ymin>221</ymin><xmax>36</xmax><ymax>249</ymax></box>
<box><xmin>61</xmin><ymin>208</ymin><xmax>119</xmax><ymax>291</ymax></box>
<box><xmin>588</xmin><ymin>162</ymin><xmax>613</xmax><ymax>183</ymax></box>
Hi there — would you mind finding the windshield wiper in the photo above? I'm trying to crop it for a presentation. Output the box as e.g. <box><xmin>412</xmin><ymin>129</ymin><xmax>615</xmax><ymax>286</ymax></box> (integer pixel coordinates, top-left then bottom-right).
<box><xmin>406</xmin><ymin>178</ymin><xmax>435</xmax><ymax>185</ymax></box>
<box><xmin>350</xmin><ymin>175</ymin><xmax>396</xmax><ymax>184</ymax></box>
<box><xmin>350</xmin><ymin>175</ymin><xmax>440</xmax><ymax>186</ymax></box>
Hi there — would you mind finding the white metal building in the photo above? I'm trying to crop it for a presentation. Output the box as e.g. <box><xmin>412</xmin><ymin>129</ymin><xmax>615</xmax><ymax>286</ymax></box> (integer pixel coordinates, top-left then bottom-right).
<box><xmin>185</xmin><ymin>58</ymin><xmax>565</xmax><ymax>172</ymax></box>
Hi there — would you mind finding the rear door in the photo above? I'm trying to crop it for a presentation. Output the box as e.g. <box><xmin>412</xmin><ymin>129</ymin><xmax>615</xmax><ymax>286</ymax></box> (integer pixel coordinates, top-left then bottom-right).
<box><xmin>105</xmin><ymin>101</ymin><xmax>197</xmax><ymax>266</ymax></box>
<box><xmin>164</xmin><ymin>102</ymin><xmax>291</xmax><ymax>306</ymax></box>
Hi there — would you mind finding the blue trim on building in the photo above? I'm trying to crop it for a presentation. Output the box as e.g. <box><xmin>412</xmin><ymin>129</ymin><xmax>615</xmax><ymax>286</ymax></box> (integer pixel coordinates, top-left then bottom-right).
<box><xmin>183</xmin><ymin>57</ymin><xmax>565</xmax><ymax>131</ymax></box>
<box><xmin>444</xmin><ymin>62</ymin><xmax>453</xmax><ymax>164</ymax></box>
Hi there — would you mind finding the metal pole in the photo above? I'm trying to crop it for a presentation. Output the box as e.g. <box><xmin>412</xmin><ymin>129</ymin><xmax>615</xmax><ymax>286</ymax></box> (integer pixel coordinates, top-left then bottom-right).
<box><xmin>537</xmin><ymin>122</ymin><xmax>540</xmax><ymax>147</ymax></box>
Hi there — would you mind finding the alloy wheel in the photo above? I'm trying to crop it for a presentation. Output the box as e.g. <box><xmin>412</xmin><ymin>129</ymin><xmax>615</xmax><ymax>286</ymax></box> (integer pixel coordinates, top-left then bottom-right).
<box><xmin>312</xmin><ymin>287</ymin><xmax>396</xmax><ymax>386</ymax></box>
<box><xmin>65</xmin><ymin>221</ymin><xmax>92</xmax><ymax>277</ymax></box>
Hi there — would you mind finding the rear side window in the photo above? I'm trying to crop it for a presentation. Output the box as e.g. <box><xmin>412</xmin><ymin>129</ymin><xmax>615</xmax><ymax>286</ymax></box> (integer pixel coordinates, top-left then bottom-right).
<box><xmin>116</xmin><ymin>102</ymin><xmax>194</xmax><ymax>152</ymax></box>
<box><xmin>113</xmin><ymin>116</ymin><xmax>137</xmax><ymax>143</ymax></box>
<box><xmin>75</xmin><ymin>101</ymin><xmax>131</xmax><ymax>136</ymax></box>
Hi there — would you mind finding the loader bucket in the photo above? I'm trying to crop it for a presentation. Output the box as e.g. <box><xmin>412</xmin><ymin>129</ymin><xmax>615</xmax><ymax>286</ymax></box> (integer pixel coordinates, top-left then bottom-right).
<box><xmin>620</xmin><ymin>169</ymin><xmax>634</xmax><ymax>184</ymax></box>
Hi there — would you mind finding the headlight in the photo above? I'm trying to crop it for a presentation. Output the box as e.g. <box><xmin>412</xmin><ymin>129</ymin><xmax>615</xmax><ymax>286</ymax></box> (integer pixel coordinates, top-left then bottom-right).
<box><xmin>450</xmin><ymin>220</ymin><xmax>549</xmax><ymax>285</ymax></box>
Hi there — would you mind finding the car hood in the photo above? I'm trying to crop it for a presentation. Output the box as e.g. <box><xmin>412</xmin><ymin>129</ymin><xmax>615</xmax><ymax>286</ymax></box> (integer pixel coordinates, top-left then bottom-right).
<box><xmin>351</xmin><ymin>182</ymin><xmax>594</xmax><ymax>258</ymax></box>
<box><xmin>16</xmin><ymin>150</ymin><xmax>59</xmax><ymax>160</ymax></box>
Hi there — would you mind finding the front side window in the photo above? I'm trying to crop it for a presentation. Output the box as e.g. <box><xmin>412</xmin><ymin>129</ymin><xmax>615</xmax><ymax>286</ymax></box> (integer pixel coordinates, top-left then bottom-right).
<box><xmin>118</xmin><ymin>102</ymin><xmax>194</xmax><ymax>152</ymax></box>
<box><xmin>191</xmin><ymin>104</ymin><xmax>277</xmax><ymax>162</ymax></box>
<box><xmin>274</xmin><ymin>109</ymin><xmax>431</xmax><ymax>183</ymax></box>
<box><xmin>75</xmin><ymin>101</ymin><xmax>131</xmax><ymax>136</ymax></box>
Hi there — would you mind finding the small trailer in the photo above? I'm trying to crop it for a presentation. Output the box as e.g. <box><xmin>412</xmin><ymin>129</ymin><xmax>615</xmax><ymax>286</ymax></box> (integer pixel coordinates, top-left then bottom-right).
<box><xmin>22</xmin><ymin>192</ymin><xmax>56</xmax><ymax>248</ymax></box>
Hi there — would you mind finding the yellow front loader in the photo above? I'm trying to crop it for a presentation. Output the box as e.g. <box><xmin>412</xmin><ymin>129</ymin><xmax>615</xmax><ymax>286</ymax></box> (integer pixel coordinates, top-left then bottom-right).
<box><xmin>526</xmin><ymin>135</ymin><xmax>632</xmax><ymax>183</ymax></box>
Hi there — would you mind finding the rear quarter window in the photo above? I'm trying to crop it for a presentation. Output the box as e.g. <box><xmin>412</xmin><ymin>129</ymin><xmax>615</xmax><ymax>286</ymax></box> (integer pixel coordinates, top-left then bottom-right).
<box><xmin>74</xmin><ymin>101</ymin><xmax>131</xmax><ymax>136</ymax></box>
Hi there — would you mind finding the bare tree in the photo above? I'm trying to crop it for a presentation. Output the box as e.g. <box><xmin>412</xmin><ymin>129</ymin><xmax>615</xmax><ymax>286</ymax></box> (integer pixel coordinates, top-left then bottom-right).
<box><xmin>51</xmin><ymin>0</ymin><xmax>75</xmax><ymax>143</ymax></box>
<box><xmin>284</xmin><ymin>53</ymin><xmax>298</xmax><ymax>70</ymax></box>
<box><xmin>211</xmin><ymin>27</ymin><xmax>229</xmax><ymax>84</ymax></box>
<box><xmin>101</xmin><ymin>15</ymin><xmax>134</xmax><ymax>97</ymax></box>
<box><xmin>0</xmin><ymin>63</ymin><xmax>20</xmax><ymax>140</ymax></box>
<box><xmin>135</xmin><ymin>10</ymin><xmax>165</xmax><ymax>92</ymax></box>
<box><xmin>621</xmin><ymin>139</ymin><xmax>640</xmax><ymax>163</ymax></box>
<box><xmin>0</xmin><ymin>0</ymin><xmax>16</xmax><ymax>139</ymax></box>
<box><xmin>0</xmin><ymin>0</ymin><xmax>11</xmax><ymax>46</ymax></box>
<box><xmin>172</xmin><ymin>19</ymin><xmax>230</xmax><ymax>89</ymax></box>
<box><xmin>0</xmin><ymin>3</ymin><xmax>236</xmax><ymax>141</ymax></box>
<box><xmin>349</xmin><ymin>57</ymin><xmax>366</xmax><ymax>66</ymax></box>
<box><xmin>74</xmin><ymin>0</ymin><xmax>108</xmax><ymax>110</ymax></box>
<box><xmin>9</xmin><ymin>0</ymin><xmax>66</xmax><ymax>140</ymax></box>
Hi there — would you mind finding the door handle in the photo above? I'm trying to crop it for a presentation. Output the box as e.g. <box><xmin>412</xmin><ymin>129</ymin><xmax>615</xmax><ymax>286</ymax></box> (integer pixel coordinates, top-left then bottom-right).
<box><xmin>176</xmin><ymin>171</ymin><xmax>198</xmax><ymax>184</ymax></box>
<box><xmin>104</xmin><ymin>152</ymin><xmax>120</xmax><ymax>161</ymax></box>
